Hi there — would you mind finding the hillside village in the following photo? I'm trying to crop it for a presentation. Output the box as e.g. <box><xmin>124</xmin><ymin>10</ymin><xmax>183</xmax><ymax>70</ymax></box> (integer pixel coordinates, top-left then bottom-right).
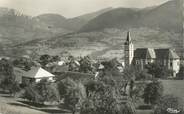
<box><xmin>0</xmin><ymin>30</ymin><xmax>183</xmax><ymax>114</ymax></box>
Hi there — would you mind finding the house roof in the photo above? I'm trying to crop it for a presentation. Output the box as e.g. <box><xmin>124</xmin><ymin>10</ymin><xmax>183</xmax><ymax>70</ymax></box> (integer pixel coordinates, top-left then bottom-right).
<box><xmin>52</xmin><ymin>65</ymin><xmax>68</xmax><ymax>73</ymax></box>
<box><xmin>155</xmin><ymin>49</ymin><xmax>179</xmax><ymax>59</ymax></box>
<box><xmin>134</xmin><ymin>48</ymin><xmax>156</xmax><ymax>59</ymax></box>
<box><xmin>14</xmin><ymin>67</ymin><xmax>55</xmax><ymax>79</ymax></box>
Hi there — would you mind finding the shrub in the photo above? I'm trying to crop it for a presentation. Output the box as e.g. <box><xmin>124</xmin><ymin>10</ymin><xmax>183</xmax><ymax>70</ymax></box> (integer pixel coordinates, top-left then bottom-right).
<box><xmin>82</xmin><ymin>78</ymin><xmax>136</xmax><ymax>114</ymax></box>
<box><xmin>36</xmin><ymin>79</ymin><xmax>60</xmax><ymax>103</ymax></box>
<box><xmin>143</xmin><ymin>80</ymin><xmax>163</xmax><ymax>105</ymax></box>
<box><xmin>176</xmin><ymin>64</ymin><xmax>184</xmax><ymax>79</ymax></box>
<box><xmin>57</xmin><ymin>77</ymin><xmax>86</xmax><ymax>114</ymax></box>
<box><xmin>154</xmin><ymin>95</ymin><xmax>184</xmax><ymax>114</ymax></box>
<box><xmin>21</xmin><ymin>84</ymin><xmax>43</xmax><ymax>103</ymax></box>
<box><xmin>80</xmin><ymin>98</ymin><xmax>136</xmax><ymax>114</ymax></box>
<box><xmin>22</xmin><ymin>80</ymin><xmax>60</xmax><ymax>104</ymax></box>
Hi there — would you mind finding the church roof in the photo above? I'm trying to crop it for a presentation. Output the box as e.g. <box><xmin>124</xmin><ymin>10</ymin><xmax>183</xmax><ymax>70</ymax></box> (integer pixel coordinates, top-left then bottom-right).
<box><xmin>133</xmin><ymin>48</ymin><xmax>179</xmax><ymax>59</ymax></box>
<box><xmin>134</xmin><ymin>48</ymin><xmax>156</xmax><ymax>59</ymax></box>
<box><xmin>154</xmin><ymin>49</ymin><xmax>179</xmax><ymax>59</ymax></box>
<box><xmin>124</xmin><ymin>31</ymin><xmax>132</xmax><ymax>45</ymax></box>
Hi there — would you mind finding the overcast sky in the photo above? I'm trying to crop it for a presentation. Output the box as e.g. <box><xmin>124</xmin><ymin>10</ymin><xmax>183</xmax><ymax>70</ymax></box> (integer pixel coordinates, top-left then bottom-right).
<box><xmin>0</xmin><ymin>0</ymin><xmax>170</xmax><ymax>18</ymax></box>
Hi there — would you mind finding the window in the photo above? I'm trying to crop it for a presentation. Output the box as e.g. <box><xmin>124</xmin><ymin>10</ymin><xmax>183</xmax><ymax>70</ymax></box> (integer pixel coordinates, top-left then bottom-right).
<box><xmin>170</xmin><ymin>62</ymin><xmax>173</xmax><ymax>67</ymax></box>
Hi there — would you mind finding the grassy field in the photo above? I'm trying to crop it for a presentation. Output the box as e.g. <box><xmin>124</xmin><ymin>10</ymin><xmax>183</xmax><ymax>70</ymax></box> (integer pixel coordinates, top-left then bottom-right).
<box><xmin>161</xmin><ymin>80</ymin><xmax>184</xmax><ymax>100</ymax></box>
<box><xmin>0</xmin><ymin>90</ymin><xmax>70</xmax><ymax>114</ymax></box>
<box><xmin>136</xmin><ymin>110</ymin><xmax>153</xmax><ymax>114</ymax></box>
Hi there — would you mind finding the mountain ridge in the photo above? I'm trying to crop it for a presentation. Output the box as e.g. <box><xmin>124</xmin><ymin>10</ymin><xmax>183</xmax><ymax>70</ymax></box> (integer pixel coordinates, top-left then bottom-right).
<box><xmin>80</xmin><ymin>0</ymin><xmax>182</xmax><ymax>33</ymax></box>
<box><xmin>0</xmin><ymin>0</ymin><xmax>182</xmax><ymax>58</ymax></box>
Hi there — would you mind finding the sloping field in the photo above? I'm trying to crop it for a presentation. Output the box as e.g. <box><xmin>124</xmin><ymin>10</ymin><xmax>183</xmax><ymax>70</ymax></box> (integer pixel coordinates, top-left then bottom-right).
<box><xmin>0</xmin><ymin>91</ymin><xmax>70</xmax><ymax>114</ymax></box>
<box><xmin>162</xmin><ymin>80</ymin><xmax>184</xmax><ymax>100</ymax></box>
<box><xmin>0</xmin><ymin>94</ymin><xmax>48</xmax><ymax>114</ymax></box>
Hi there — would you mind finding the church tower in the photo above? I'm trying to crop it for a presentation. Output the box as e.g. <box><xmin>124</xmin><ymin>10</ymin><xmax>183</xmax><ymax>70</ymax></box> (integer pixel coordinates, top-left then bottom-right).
<box><xmin>124</xmin><ymin>31</ymin><xmax>134</xmax><ymax>67</ymax></box>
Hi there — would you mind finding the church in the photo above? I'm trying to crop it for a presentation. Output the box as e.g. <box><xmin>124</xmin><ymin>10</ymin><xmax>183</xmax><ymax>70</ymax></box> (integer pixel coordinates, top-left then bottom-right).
<box><xmin>124</xmin><ymin>31</ymin><xmax>180</xmax><ymax>77</ymax></box>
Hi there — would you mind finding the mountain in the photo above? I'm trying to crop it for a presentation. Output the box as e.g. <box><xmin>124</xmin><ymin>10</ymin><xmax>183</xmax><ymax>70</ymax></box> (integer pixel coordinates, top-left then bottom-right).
<box><xmin>141</xmin><ymin>0</ymin><xmax>182</xmax><ymax>33</ymax></box>
<box><xmin>0</xmin><ymin>8</ymin><xmax>72</xmax><ymax>46</ymax></box>
<box><xmin>1</xmin><ymin>0</ymin><xmax>183</xmax><ymax>58</ymax></box>
<box><xmin>80</xmin><ymin>0</ymin><xmax>182</xmax><ymax>33</ymax></box>
<box><xmin>80</xmin><ymin>8</ymin><xmax>142</xmax><ymax>32</ymax></box>
<box><xmin>0</xmin><ymin>7</ymin><xmax>113</xmax><ymax>46</ymax></box>
<box><xmin>34</xmin><ymin>13</ymin><xmax>67</xmax><ymax>28</ymax></box>
<box><xmin>34</xmin><ymin>7</ymin><xmax>113</xmax><ymax>31</ymax></box>
<box><xmin>61</xmin><ymin>7</ymin><xmax>113</xmax><ymax>31</ymax></box>
<box><xmin>77</xmin><ymin>7</ymin><xmax>113</xmax><ymax>22</ymax></box>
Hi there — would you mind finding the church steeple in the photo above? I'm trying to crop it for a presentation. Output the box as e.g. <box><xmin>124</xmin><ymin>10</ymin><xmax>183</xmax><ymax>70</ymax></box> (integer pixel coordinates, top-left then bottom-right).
<box><xmin>126</xmin><ymin>31</ymin><xmax>131</xmax><ymax>42</ymax></box>
<box><xmin>124</xmin><ymin>31</ymin><xmax>134</xmax><ymax>67</ymax></box>
<box><xmin>125</xmin><ymin>31</ymin><xmax>132</xmax><ymax>45</ymax></box>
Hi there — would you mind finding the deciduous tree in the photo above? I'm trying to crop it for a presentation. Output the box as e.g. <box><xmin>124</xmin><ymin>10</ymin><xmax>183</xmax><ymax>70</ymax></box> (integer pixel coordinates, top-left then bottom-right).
<box><xmin>143</xmin><ymin>80</ymin><xmax>163</xmax><ymax>105</ymax></box>
<box><xmin>154</xmin><ymin>95</ymin><xmax>184</xmax><ymax>114</ymax></box>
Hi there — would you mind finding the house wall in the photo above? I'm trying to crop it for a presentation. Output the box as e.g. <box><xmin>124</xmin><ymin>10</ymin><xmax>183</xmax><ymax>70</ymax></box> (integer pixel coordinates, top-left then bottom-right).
<box><xmin>134</xmin><ymin>58</ymin><xmax>155</xmax><ymax>69</ymax></box>
<box><xmin>22</xmin><ymin>77</ymin><xmax>36</xmax><ymax>85</ymax></box>
<box><xmin>14</xmin><ymin>69</ymin><xmax>23</xmax><ymax>84</ymax></box>
<box><xmin>150</xmin><ymin>58</ymin><xmax>180</xmax><ymax>77</ymax></box>
<box><xmin>35</xmin><ymin>77</ymin><xmax>54</xmax><ymax>82</ymax></box>
<box><xmin>15</xmin><ymin>75</ymin><xmax>22</xmax><ymax>84</ymax></box>
<box><xmin>171</xmin><ymin>59</ymin><xmax>180</xmax><ymax>77</ymax></box>
<box><xmin>133</xmin><ymin>58</ymin><xmax>180</xmax><ymax>77</ymax></box>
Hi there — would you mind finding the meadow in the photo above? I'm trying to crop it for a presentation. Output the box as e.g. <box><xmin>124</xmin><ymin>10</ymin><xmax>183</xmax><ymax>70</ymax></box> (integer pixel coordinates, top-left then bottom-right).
<box><xmin>162</xmin><ymin>80</ymin><xmax>184</xmax><ymax>100</ymax></box>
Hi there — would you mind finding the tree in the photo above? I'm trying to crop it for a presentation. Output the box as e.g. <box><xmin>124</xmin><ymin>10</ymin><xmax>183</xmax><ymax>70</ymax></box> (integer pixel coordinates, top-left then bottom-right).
<box><xmin>145</xmin><ymin>63</ymin><xmax>163</xmax><ymax>78</ymax></box>
<box><xmin>67</xmin><ymin>56</ymin><xmax>79</xmax><ymax>72</ymax></box>
<box><xmin>143</xmin><ymin>80</ymin><xmax>163</xmax><ymax>105</ymax></box>
<box><xmin>82</xmin><ymin>77</ymin><xmax>135</xmax><ymax>114</ymax></box>
<box><xmin>8</xmin><ymin>81</ymin><xmax>21</xmax><ymax>96</ymax></box>
<box><xmin>57</xmin><ymin>78</ymin><xmax>86</xmax><ymax>114</ymax></box>
<box><xmin>39</xmin><ymin>54</ymin><xmax>51</xmax><ymax>68</ymax></box>
<box><xmin>51</xmin><ymin>55</ymin><xmax>60</xmax><ymax>62</ymax></box>
<box><xmin>145</xmin><ymin>63</ymin><xmax>172</xmax><ymax>79</ymax></box>
<box><xmin>135</xmin><ymin>70</ymin><xmax>152</xmax><ymax>81</ymax></box>
<box><xmin>79</xmin><ymin>56</ymin><xmax>94</xmax><ymax>73</ymax></box>
<box><xmin>21</xmin><ymin>84</ymin><xmax>43</xmax><ymax>103</ymax></box>
<box><xmin>13</xmin><ymin>57</ymin><xmax>35</xmax><ymax>71</ymax></box>
<box><xmin>123</xmin><ymin>65</ymin><xmax>141</xmax><ymax>81</ymax></box>
<box><xmin>176</xmin><ymin>64</ymin><xmax>184</xmax><ymax>79</ymax></box>
<box><xmin>80</xmin><ymin>99</ymin><xmax>95</xmax><ymax>114</ymax></box>
<box><xmin>36</xmin><ymin>79</ymin><xmax>60</xmax><ymax>103</ymax></box>
<box><xmin>101</xmin><ymin>58</ymin><xmax>122</xmax><ymax>77</ymax></box>
<box><xmin>154</xmin><ymin>95</ymin><xmax>184</xmax><ymax>114</ymax></box>
<box><xmin>85</xmin><ymin>80</ymin><xmax>105</xmax><ymax>97</ymax></box>
<box><xmin>0</xmin><ymin>59</ymin><xmax>20</xmax><ymax>95</ymax></box>
<box><xmin>22</xmin><ymin>79</ymin><xmax>60</xmax><ymax>104</ymax></box>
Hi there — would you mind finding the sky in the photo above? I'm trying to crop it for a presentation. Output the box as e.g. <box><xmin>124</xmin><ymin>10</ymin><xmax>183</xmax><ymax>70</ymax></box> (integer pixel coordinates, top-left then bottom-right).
<box><xmin>0</xmin><ymin>0</ymin><xmax>170</xmax><ymax>18</ymax></box>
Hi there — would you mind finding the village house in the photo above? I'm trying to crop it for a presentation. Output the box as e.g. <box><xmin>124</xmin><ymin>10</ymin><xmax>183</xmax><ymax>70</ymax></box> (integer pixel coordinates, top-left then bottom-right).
<box><xmin>14</xmin><ymin>67</ymin><xmax>55</xmax><ymax>84</ymax></box>
<box><xmin>124</xmin><ymin>31</ymin><xmax>180</xmax><ymax>77</ymax></box>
